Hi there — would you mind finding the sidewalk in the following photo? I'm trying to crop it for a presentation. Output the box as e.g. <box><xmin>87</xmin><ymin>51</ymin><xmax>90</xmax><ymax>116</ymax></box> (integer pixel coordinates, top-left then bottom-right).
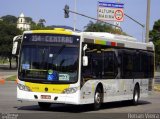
<box><xmin>0</xmin><ymin>64</ymin><xmax>17</xmax><ymax>84</ymax></box>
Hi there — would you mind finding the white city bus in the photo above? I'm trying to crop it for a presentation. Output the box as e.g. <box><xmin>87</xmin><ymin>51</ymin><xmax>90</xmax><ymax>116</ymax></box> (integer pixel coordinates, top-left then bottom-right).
<box><xmin>13</xmin><ymin>28</ymin><xmax>154</xmax><ymax>110</ymax></box>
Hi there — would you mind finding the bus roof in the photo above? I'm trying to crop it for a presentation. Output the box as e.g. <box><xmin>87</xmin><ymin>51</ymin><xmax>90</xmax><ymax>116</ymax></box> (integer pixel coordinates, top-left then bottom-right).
<box><xmin>81</xmin><ymin>32</ymin><xmax>154</xmax><ymax>51</ymax></box>
<box><xmin>24</xmin><ymin>28</ymin><xmax>73</xmax><ymax>35</ymax></box>
<box><xmin>23</xmin><ymin>29</ymin><xmax>154</xmax><ymax>51</ymax></box>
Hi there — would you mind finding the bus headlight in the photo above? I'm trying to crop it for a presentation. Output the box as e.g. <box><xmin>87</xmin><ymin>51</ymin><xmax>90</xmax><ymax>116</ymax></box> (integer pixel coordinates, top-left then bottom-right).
<box><xmin>63</xmin><ymin>87</ymin><xmax>78</xmax><ymax>94</ymax></box>
<box><xmin>17</xmin><ymin>83</ymin><xmax>31</xmax><ymax>92</ymax></box>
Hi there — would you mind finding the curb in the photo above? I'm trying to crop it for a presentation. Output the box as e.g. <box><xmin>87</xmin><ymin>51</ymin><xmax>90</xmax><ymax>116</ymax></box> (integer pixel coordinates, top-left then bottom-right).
<box><xmin>15</xmin><ymin>79</ymin><xmax>18</xmax><ymax>84</ymax></box>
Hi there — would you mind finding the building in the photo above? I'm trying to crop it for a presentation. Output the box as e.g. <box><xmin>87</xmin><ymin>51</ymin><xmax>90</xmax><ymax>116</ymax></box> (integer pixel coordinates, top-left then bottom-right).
<box><xmin>17</xmin><ymin>13</ymin><xmax>30</xmax><ymax>30</ymax></box>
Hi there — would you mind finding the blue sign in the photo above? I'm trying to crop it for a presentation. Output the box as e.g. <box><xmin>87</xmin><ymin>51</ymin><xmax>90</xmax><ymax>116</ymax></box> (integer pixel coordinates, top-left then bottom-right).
<box><xmin>98</xmin><ymin>1</ymin><xmax>124</xmax><ymax>8</ymax></box>
<box><xmin>47</xmin><ymin>72</ymin><xmax>58</xmax><ymax>81</ymax></box>
<box><xmin>22</xmin><ymin>64</ymin><xmax>30</xmax><ymax>70</ymax></box>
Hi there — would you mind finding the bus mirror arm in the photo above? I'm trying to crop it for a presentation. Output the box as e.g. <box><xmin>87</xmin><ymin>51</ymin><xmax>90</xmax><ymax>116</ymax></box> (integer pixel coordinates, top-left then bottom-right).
<box><xmin>83</xmin><ymin>44</ymin><xmax>88</xmax><ymax>56</ymax></box>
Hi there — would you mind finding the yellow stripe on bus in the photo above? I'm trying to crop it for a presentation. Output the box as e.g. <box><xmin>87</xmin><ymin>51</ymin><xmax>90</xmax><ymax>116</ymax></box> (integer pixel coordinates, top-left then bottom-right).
<box><xmin>25</xmin><ymin>82</ymin><xmax>70</xmax><ymax>94</ymax></box>
<box><xmin>32</xmin><ymin>30</ymin><xmax>72</xmax><ymax>35</ymax></box>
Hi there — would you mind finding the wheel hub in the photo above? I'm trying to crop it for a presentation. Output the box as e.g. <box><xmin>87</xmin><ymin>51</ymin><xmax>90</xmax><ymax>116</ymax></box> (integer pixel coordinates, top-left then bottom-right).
<box><xmin>95</xmin><ymin>92</ymin><xmax>101</xmax><ymax>104</ymax></box>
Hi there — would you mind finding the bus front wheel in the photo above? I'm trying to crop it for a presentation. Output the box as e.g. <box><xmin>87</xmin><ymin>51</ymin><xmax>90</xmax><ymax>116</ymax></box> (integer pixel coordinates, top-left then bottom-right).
<box><xmin>93</xmin><ymin>87</ymin><xmax>102</xmax><ymax>110</ymax></box>
<box><xmin>38</xmin><ymin>102</ymin><xmax>51</xmax><ymax>109</ymax></box>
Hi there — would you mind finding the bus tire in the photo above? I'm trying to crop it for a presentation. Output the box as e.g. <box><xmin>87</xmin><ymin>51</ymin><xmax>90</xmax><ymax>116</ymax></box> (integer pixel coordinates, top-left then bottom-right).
<box><xmin>38</xmin><ymin>102</ymin><xmax>51</xmax><ymax>109</ymax></box>
<box><xmin>132</xmin><ymin>85</ymin><xmax>140</xmax><ymax>105</ymax></box>
<box><xmin>93</xmin><ymin>87</ymin><xmax>102</xmax><ymax>110</ymax></box>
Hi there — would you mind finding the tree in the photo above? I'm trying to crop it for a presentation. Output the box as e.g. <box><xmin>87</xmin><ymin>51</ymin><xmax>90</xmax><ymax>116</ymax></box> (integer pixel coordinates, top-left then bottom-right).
<box><xmin>150</xmin><ymin>19</ymin><xmax>160</xmax><ymax>69</ymax></box>
<box><xmin>0</xmin><ymin>21</ymin><xmax>22</xmax><ymax>69</ymax></box>
<box><xmin>38</xmin><ymin>19</ymin><xmax>46</xmax><ymax>28</ymax></box>
<box><xmin>25</xmin><ymin>17</ymin><xmax>33</xmax><ymax>24</ymax></box>
<box><xmin>84</xmin><ymin>21</ymin><xmax>127</xmax><ymax>35</ymax></box>
<box><xmin>31</xmin><ymin>23</ymin><xmax>54</xmax><ymax>30</ymax></box>
<box><xmin>30</xmin><ymin>19</ymin><xmax>49</xmax><ymax>30</ymax></box>
<box><xmin>31</xmin><ymin>22</ymin><xmax>44</xmax><ymax>30</ymax></box>
<box><xmin>1</xmin><ymin>15</ymin><xmax>18</xmax><ymax>24</ymax></box>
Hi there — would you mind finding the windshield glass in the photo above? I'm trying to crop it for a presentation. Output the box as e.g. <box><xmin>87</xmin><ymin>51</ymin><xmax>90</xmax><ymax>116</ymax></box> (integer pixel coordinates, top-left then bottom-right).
<box><xmin>18</xmin><ymin>34</ymin><xmax>80</xmax><ymax>84</ymax></box>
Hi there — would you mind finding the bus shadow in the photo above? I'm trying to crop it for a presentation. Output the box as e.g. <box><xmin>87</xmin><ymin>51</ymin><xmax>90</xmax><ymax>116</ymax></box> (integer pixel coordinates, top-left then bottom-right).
<box><xmin>17</xmin><ymin>100</ymin><xmax>151</xmax><ymax>113</ymax></box>
<box><xmin>101</xmin><ymin>100</ymin><xmax>151</xmax><ymax>110</ymax></box>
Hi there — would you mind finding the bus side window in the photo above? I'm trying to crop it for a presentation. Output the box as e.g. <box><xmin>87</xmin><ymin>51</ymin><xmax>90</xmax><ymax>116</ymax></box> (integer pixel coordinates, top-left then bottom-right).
<box><xmin>102</xmin><ymin>51</ymin><xmax>118</xmax><ymax>79</ymax></box>
<box><xmin>120</xmin><ymin>50</ymin><xmax>134</xmax><ymax>79</ymax></box>
<box><xmin>91</xmin><ymin>53</ymin><xmax>102</xmax><ymax>78</ymax></box>
<box><xmin>82</xmin><ymin>44</ymin><xmax>103</xmax><ymax>80</ymax></box>
<box><xmin>82</xmin><ymin>51</ymin><xmax>92</xmax><ymax>79</ymax></box>
<box><xmin>140</xmin><ymin>51</ymin><xmax>154</xmax><ymax>78</ymax></box>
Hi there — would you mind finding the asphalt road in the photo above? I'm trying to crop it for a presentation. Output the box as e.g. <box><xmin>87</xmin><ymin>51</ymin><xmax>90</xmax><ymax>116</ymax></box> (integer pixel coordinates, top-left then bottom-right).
<box><xmin>0</xmin><ymin>81</ymin><xmax>160</xmax><ymax>119</ymax></box>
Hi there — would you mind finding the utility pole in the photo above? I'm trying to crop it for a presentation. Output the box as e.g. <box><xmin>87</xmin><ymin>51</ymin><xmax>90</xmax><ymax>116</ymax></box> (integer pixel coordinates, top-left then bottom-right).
<box><xmin>74</xmin><ymin>0</ymin><xmax>77</xmax><ymax>31</ymax></box>
<box><xmin>145</xmin><ymin>0</ymin><xmax>151</xmax><ymax>43</ymax></box>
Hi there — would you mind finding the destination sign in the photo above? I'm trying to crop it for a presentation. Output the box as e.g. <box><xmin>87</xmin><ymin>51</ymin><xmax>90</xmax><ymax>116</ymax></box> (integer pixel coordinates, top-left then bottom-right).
<box><xmin>31</xmin><ymin>35</ymin><xmax>73</xmax><ymax>43</ymax></box>
<box><xmin>23</xmin><ymin>34</ymin><xmax>77</xmax><ymax>44</ymax></box>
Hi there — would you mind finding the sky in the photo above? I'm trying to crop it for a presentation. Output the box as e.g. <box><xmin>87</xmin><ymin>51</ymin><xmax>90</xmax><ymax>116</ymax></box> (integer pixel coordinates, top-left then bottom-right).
<box><xmin>0</xmin><ymin>0</ymin><xmax>160</xmax><ymax>42</ymax></box>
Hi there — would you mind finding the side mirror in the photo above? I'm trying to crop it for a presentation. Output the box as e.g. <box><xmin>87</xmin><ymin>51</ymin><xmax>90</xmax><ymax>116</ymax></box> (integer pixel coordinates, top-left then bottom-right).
<box><xmin>83</xmin><ymin>56</ymin><xmax>88</xmax><ymax>66</ymax></box>
<box><xmin>12</xmin><ymin>35</ymin><xmax>22</xmax><ymax>55</ymax></box>
<box><xmin>12</xmin><ymin>41</ymin><xmax>18</xmax><ymax>55</ymax></box>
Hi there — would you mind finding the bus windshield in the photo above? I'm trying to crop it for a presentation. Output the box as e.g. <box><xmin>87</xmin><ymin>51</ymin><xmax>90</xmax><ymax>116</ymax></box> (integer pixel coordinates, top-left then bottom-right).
<box><xmin>18</xmin><ymin>34</ymin><xmax>80</xmax><ymax>84</ymax></box>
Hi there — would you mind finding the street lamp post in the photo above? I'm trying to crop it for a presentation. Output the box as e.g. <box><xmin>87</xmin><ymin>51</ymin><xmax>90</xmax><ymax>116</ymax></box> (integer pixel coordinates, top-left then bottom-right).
<box><xmin>145</xmin><ymin>0</ymin><xmax>151</xmax><ymax>43</ymax></box>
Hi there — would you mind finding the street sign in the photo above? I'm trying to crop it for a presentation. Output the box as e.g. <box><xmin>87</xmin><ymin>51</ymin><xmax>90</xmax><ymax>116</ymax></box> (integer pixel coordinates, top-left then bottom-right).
<box><xmin>98</xmin><ymin>2</ymin><xmax>124</xmax><ymax>22</ymax></box>
<box><xmin>114</xmin><ymin>9</ymin><xmax>124</xmax><ymax>21</ymax></box>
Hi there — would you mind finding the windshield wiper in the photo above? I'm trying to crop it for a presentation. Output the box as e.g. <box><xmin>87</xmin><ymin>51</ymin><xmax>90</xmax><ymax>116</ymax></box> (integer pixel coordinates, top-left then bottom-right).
<box><xmin>52</xmin><ymin>45</ymin><xmax>66</xmax><ymax>61</ymax></box>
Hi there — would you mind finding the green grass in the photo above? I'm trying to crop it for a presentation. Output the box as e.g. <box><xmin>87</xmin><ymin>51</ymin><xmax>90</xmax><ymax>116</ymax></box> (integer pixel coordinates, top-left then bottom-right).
<box><xmin>6</xmin><ymin>75</ymin><xmax>17</xmax><ymax>81</ymax></box>
<box><xmin>0</xmin><ymin>60</ymin><xmax>8</xmax><ymax>64</ymax></box>
<box><xmin>0</xmin><ymin>58</ymin><xmax>16</xmax><ymax>64</ymax></box>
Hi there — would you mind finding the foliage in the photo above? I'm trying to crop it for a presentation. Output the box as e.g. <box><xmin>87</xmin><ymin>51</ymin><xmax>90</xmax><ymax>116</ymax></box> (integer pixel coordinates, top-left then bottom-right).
<box><xmin>84</xmin><ymin>21</ymin><xmax>127</xmax><ymax>35</ymax></box>
<box><xmin>0</xmin><ymin>15</ymin><xmax>54</xmax><ymax>69</ymax></box>
<box><xmin>37</xmin><ymin>19</ymin><xmax>46</xmax><ymax>28</ymax></box>
<box><xmin>0</xmin><ymin>20</ymin><xmax>22</xmax><ymax>68</ymax></box>
<box><xmin>150</xmin><ymin>19</ymin><xmax>160</xmax><ymax>68</ymax></box>
<box><xmin>30</xmin><ymin>18</ymin><xmax>55</xmax><ymax>30</ymax></box>
<box><xmin>30</xmin><ymin>23</ymin><xmax>54</xmax><ymax>30</ymax></box>
<box><xmin>25</xmin><ymin>17</ymin><xmax>34</xmax><ymax>23</ymax></box>
<box><xmin>1</xmin><ymin>15</ymin><xmax>18</xmax><ymax>24</ymax></box>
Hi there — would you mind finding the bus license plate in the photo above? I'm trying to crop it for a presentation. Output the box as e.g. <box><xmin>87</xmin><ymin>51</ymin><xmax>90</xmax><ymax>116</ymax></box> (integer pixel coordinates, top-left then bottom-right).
<box><xmin>41</xmin><ymin>95</ymin><xmax>51</xmax><ymax>99</ymax></box>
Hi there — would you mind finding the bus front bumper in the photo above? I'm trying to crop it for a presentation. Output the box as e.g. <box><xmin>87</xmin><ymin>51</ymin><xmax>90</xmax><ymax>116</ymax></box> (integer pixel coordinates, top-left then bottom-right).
<box><xmin>17</xmin><ymin>87</ymin><xmax>80</xmax><ymax>105</ymax></box>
